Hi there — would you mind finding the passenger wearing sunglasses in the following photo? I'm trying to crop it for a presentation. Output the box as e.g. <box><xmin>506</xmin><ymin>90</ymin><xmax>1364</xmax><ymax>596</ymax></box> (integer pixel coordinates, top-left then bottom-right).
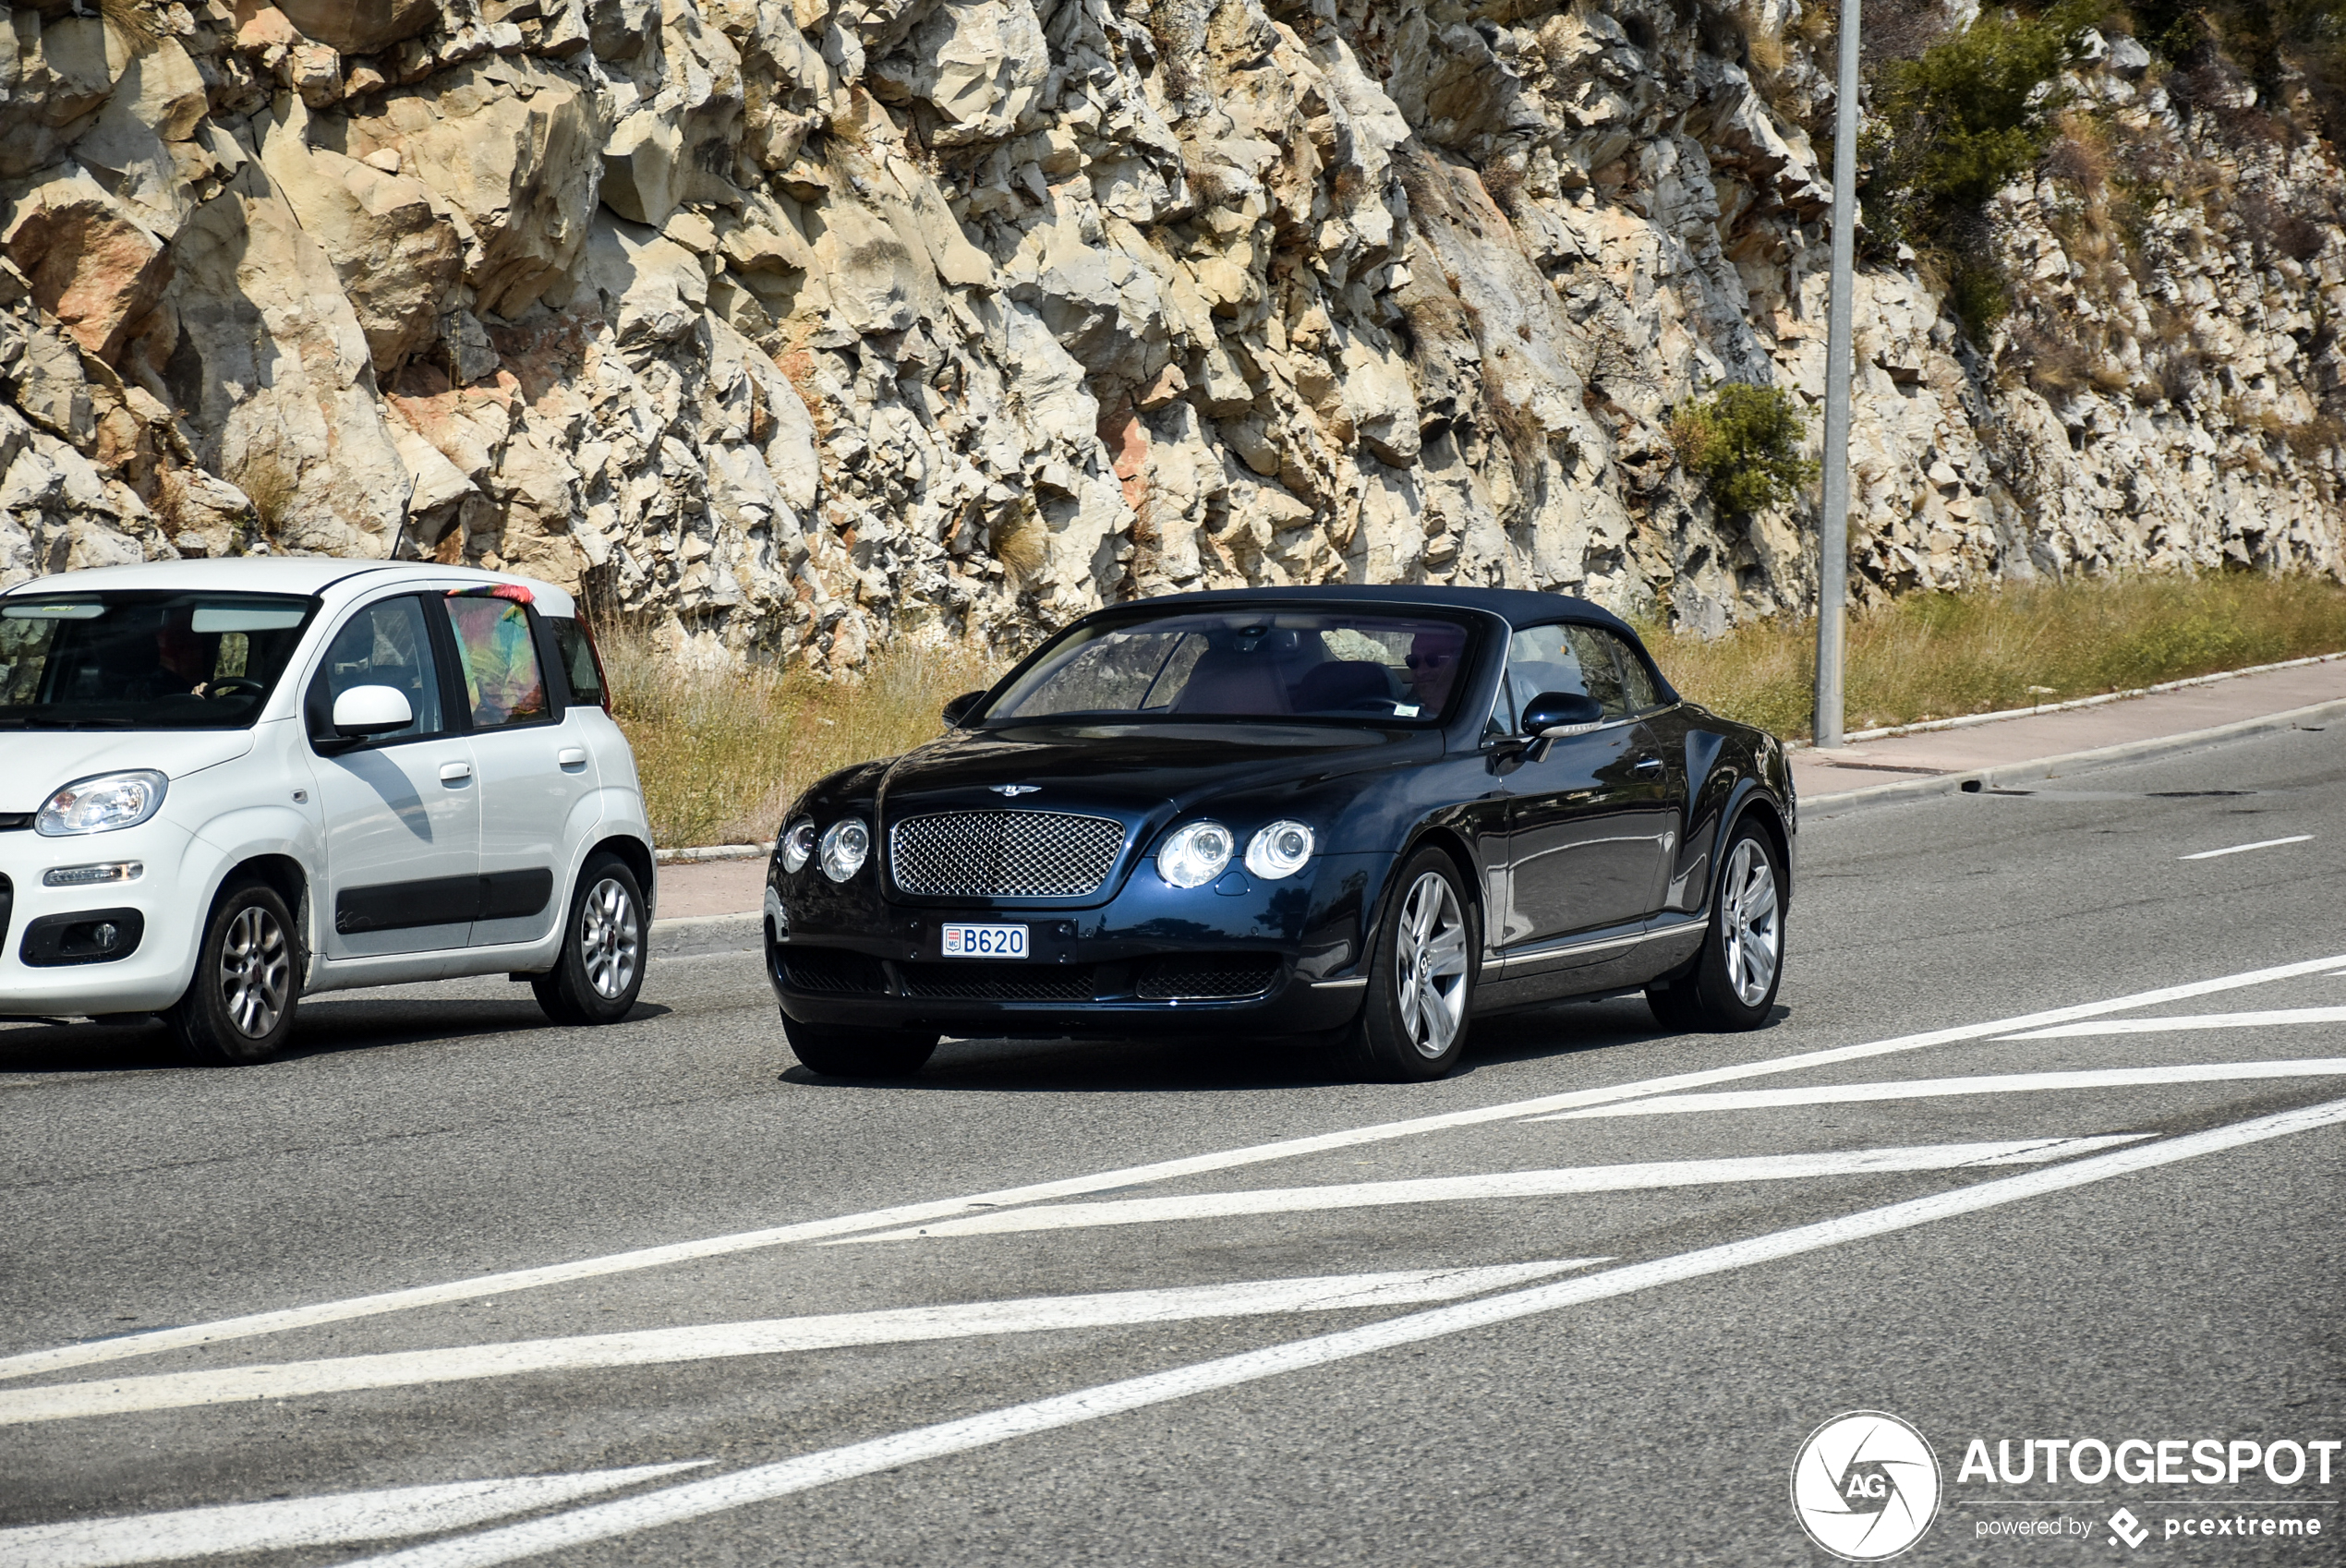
<box><xmin>1402</xmin><ymin>626</ymin><xmax>1466</xmax><ymax>714</ymax></box>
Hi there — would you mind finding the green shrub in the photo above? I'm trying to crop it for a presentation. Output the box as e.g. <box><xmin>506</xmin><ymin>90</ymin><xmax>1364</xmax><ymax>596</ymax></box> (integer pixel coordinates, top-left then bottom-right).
<box><xmin>1860</xmin><ymin>2</ymin><xmax>2097</xmax><ymax>343</ymax></box>
<box><xmin>1875</xmin><ymin>4</ymin><xmax>2095</xmax><ymax>206</ymax></box>
<box><xmin>1671</xmin><ymin>383</ymin><xmax>1819</xmax><ymax>515</ymax></box>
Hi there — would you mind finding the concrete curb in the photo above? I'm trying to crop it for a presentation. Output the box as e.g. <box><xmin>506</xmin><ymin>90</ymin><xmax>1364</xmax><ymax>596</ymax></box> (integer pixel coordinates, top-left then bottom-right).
<box><xmin>647</xmin><ymin>911</ymin><xmax>765</xmax><ymax>958</ymax></box>
<box><xmin>656</xmin><ymin>843</ymin><xmax>773</xmax><ymax>864</ymax></box>
<box><xmin>1801</xmin><ymin>697</ymin><xmax>2346</xmax><ymax>814</ymax></box>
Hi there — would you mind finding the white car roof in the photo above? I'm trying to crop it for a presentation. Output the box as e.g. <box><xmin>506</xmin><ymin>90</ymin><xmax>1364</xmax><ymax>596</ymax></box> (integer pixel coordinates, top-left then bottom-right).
<box><xmin>0</xmin><ymin>558</ymin><xmax>579</xmax><ymax>614</ymax></box>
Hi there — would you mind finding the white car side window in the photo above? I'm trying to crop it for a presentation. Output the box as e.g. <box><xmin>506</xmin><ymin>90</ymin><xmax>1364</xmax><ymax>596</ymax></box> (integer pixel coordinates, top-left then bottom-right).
<box><xmin>317</xmin><ymin>597</ymin><xmax>444</xmax><ymax>742</ymax></box>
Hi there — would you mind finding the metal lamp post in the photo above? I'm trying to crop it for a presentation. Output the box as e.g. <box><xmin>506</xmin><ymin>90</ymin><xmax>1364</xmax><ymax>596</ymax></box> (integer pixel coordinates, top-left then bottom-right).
<box><xmin>1813</xmin><ymin>0</ymin><xmax>1861</xmax><ymax>749</ymax></box>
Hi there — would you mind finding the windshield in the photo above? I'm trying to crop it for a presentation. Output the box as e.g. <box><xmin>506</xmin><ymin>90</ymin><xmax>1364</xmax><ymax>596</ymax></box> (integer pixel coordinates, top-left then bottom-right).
<box><xmin>0</xmin><ymin>591</ymin><xmax>320</xmax><ymax>730</ymax></box>
<box><xmin>984</xmin><ymin>609</ymin><xmax>1478</xmax><ymax>725</ymax></box>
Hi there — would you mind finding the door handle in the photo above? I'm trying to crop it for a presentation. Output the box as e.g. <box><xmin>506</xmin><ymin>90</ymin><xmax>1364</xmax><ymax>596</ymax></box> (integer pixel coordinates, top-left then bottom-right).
<box><xmin>1633</xmin><ymin>756</ymin><xmax>1665</xmax><ymax>774</ymax></box>
<box><xmin>440</xmin><ymin>761</ymin><xmax>473</xmax><ymax>783</ymax></box>
<box><xmin>557</xmin><ymin>747</ymin><xmax>587</xmax><ymax>769</ymax></box>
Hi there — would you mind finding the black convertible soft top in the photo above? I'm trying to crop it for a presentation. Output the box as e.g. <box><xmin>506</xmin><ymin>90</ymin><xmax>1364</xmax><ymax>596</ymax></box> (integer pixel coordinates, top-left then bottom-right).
<box><xmin>1131</xmin><ymin>584</ymin><xmax>1641</xmax><ymax>639</ymax></box>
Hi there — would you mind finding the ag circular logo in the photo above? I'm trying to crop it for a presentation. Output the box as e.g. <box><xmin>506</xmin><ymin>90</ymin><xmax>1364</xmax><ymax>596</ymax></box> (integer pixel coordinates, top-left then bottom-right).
<box><xmin>1791</xmin><ymin>1411</ymin><xmax>1942</xmax><ymax>1561</ymax></box>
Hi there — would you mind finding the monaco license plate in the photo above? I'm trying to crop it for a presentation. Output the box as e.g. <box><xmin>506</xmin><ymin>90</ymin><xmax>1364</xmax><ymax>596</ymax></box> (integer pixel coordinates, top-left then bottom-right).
<box><xmin>940</xmin><ymin>923</ymin><xmax>1028</xmax><ymax>959</ymax></box>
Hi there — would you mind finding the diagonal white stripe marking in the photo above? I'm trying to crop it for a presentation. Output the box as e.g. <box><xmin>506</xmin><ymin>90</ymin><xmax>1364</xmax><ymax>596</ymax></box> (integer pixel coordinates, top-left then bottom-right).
<box><xmin>1526</xmin><ymin>1060</ymin><xmax>2346</xmax><ymax>1119</ymax></box>
<box><xmin>335</xmin><ymin>1098</ymin><xmax>2346</xmax><ymax>1568</ymax></box>
<box><xmin>2000</xmin><ymin>1009</ymin><xmax>2346</xmax><ymax>1040</ymax></box>
<box><xmin>0</xmin><ymin>1464</ymin><xmax>709</xmax><ymax>1568</ymax></box>
<box><xmin>0</xmin><ymin>1264</ymin><xmax>1596</xmax><ymax>1428</ymax></box>
<box><xmin>833</xmin><ymin>1139</ymin><xmax>2146</xmax><ymax>1242</ymax></box>
<box><xmin>6</xmin><ymin>949</ymin><xmax>2340</xmax><ymax>1385</ymax></box>
<box><xmin>2179</xmin><ymin>835</ymin><xmax>2313</xmax><ymax>860</ymax></box>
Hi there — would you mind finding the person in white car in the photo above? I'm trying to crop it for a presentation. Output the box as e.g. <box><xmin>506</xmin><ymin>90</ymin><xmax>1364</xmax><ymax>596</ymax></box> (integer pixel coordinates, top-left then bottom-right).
<box><xmin>0</xmin><ymin>558</ymin><xmax>656</xmax><ymax>1064</ymax></box>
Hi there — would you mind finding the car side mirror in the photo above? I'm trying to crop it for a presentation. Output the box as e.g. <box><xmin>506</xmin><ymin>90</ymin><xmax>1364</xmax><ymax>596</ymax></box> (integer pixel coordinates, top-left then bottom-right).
<box><xmin>331</xmin><ymin>684</ymin><xmax>414</xmax><ymax>739</ymax></box>
<box><xmin>941</xmin><ymin>690</ymin><xmax>987</xmax><ymax>728</ymax></box>
<box><xmin>1521</xmin><ymin>690</ymin><xmax>1605</xmax><ymax>761</ymax></box>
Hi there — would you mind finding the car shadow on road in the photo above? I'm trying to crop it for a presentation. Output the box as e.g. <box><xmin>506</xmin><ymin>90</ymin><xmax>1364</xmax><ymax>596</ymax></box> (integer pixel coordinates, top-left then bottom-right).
<box><xmin>0</xmin><ymin>999</ymin><xmax>674</xmax><ymax>1073</ymax></box>
<box><xmin>778</xmin><ymin>995</ymin><xmax>1778</xmax><ymax>1092</ymax></box>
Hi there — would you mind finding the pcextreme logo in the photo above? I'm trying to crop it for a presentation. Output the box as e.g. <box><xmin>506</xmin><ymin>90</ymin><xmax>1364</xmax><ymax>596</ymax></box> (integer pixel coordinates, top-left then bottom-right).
<box><xmin>1792</xmin><ymin>1411</ymin><xmax>1945</xmax><ymax>1561</ymax></box>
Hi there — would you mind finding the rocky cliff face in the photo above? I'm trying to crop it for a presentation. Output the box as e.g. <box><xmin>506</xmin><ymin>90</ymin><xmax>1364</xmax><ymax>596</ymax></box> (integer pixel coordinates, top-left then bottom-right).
<box><xmin>0</xmin><ymin>0</ymin><xmax>2340</xmax><ymax>664</ymax></box>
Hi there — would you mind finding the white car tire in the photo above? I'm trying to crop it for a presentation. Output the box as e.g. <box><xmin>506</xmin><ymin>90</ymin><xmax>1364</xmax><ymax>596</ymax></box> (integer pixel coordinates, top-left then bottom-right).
<box><xmin>531</xmin><ymin>853</ymin><xmax>647</xmax><ymax>1026</ymax></box>
<box><xmin>170</xmin><ymin>879</ymin><xmax>304</xmax><ymax>1067</ymax></box>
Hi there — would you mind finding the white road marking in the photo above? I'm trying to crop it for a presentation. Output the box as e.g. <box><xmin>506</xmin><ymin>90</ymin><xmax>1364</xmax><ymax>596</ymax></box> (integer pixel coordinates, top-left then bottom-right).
<box><xmin>2179</xmin><ymin>835</ymin><xmax>2313</xmax><ymax>860</ymax></box>
<box><xmin>5</xmin><ymin>949</ymin><xmax>2340</xmax><ymax>1386</ymax></box>
<box><xmin>0</xmin><ymin>1464</ymin><xmax>708</xmax><ymax>1568</ymax></box>
<box><xmin>835</xmin><ymin>1139</ymin><xmax>2146</xmax><ymax>1242</ymax></box>
<box><xmin>1527</xmin><ymin>1059</ymin><xmax>2346</xmax><ymax>1119</ymax></box>
<box><xmin>336</xmin><ymin>1098</ymin><xmax>2346</xmax><ymax>1568</ymax></box>
<box><xmin>0</xmin><ymin>1264</ymin><xmax>1594</xmax><ymax>1428</ymax></box>
<box><xmin>2000</xmin><ymin>1009</ymin><xmax>2346</xmax><ymax>1040</ymax></box>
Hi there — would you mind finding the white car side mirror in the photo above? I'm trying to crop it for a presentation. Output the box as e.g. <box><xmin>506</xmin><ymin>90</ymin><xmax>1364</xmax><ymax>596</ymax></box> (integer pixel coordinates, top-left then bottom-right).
<box><xmin>332</xmin><ymin>684</ymin><xmax>414</xmax><ymax>738</ymax></box>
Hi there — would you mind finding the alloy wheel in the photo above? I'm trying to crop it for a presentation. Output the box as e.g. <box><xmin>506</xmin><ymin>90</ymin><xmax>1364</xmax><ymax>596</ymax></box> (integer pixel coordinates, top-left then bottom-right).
<box><xmin>1393</xmin><ymin>871</ymin><xmax>1469</xmax><ymax>1058</ymax></box>
<box><xmin>219</xmin><ymin>905</ymin><xmax>290</xmax><ymax>1039</ymax></box>
<box><xmin>1721</xmin><ymin>838</ymin><xmax>1781</xmax><ymax>1007</ymax></box>
<box><xmin>581</xmin><ymin>876</ymin><xmax>642</xmax><ymax>1000</ymax></box>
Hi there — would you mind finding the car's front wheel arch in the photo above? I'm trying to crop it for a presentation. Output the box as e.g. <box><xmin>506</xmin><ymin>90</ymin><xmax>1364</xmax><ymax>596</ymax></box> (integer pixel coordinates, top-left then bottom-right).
<box><xmin>1377</xmin><ymin>824</ymin><xmax>1484</xmax><ymax>957</ymax></box>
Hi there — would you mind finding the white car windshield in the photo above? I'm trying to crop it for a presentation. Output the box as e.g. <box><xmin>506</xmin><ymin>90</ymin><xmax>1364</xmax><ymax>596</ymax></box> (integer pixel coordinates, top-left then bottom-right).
<box><xmin>0</xmin><ymin>591</ymin><xmax>319</xmax><ymax>730</ymax></box>
<box><xmin>984</xmin><ymin>610</ymin><xmax>1477</xmax><ymax>725</ymax></box>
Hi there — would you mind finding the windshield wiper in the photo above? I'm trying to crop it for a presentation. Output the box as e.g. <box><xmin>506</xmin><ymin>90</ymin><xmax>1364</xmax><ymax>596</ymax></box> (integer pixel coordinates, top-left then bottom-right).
<box><xmin>20</xmin><ymin>716</ymin><xmax>133</xmax><ymax>729</ymax></box>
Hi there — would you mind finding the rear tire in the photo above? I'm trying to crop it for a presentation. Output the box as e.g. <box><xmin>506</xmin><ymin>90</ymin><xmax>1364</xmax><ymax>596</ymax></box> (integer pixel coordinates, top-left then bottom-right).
<box><xmin>781</xmin><ymin>1013</ymin><xmax>937</xmax><ymax>1078</ymax></box>
<box><xmin>1645</xmin><ymin>818</ymin><xmax>1783</xmax><ymax>1032</ymax></box>
<box><xmin>532</xmin><ymin>854</ymin><xmax>647</xmax><ymax>1026</ymax></box>
<box><xmin>1341</xmin><ymin>847</ymin><xmax>1478</xmax><ymax>1082</ymax></box>
<box><xmin>169</xmin><ymin>879</ymin><xmax>302</xmax><ymax>1066</ymax></box>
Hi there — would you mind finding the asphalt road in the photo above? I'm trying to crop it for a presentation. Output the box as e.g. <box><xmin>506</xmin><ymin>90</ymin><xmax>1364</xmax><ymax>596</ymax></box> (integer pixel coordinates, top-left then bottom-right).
<box><xmin>3</xmin><ymin>723</ymin><xmax>2341</xmax><ymax>1567</ymax></box>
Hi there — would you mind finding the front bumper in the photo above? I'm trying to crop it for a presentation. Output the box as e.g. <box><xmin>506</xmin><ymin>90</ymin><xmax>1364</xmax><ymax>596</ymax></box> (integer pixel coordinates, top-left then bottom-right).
<box><xmin>0</xmin><ymin>818</ymin><xmax>204</xmax><ymax>1016</ymax></box>
<box><xmin>767</xmin><ymin>850</ymin><xmax>1386</xmax><ymax>1038</ymax></box>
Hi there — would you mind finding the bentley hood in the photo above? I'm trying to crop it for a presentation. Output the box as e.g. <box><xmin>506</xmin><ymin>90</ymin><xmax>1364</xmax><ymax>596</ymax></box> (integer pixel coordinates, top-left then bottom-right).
<box><xmin>874</xmin><ymin>721</ymin><xmax>1432</xmax><ymax>818</ymax></box>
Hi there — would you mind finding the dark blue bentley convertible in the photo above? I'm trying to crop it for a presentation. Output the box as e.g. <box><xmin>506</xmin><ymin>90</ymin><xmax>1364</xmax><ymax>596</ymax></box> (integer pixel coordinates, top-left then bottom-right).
<box><xmin>764</xmin><ymin>586</ymin><xmax>1795</xmax><ymax>1080</ymax></box>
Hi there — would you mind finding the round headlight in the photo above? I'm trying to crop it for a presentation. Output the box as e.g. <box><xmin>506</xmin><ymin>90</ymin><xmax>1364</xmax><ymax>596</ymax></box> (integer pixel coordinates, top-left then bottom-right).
<box><xmin>780</xmin><ymin>818</ymin><xmax>816</xmax><ymax>874</ymax></box>
<box><xmin>1244</xmin><ymin>820</ymin><xmax>1315</xmax><ymax>879</ymax></box>
<box><xmin>819</xmin><ymin>819</ymin><xmax>869</xmax><ymax>882</ymax></box>
<box><xmin>1156</xmin><ymin>820</ymin><xmax>1234</xmax><ymax>888</ymax></box>
<box><xmin>36</xmin><ymin>770</ymin><xmax>168</xmax><ymax>836</ymax></box>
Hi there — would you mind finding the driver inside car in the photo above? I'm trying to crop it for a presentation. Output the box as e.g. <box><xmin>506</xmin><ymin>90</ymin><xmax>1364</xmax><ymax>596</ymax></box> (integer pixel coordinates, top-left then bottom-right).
<box><xmin>153</xmin><ymin>609</ymin><xmax>216</xmax><ymax>698</ymax></box>
<box><xmin>1402</xmin><ymin>626</ymin><xmax>1466</xmax><ymax>715</ymax></box>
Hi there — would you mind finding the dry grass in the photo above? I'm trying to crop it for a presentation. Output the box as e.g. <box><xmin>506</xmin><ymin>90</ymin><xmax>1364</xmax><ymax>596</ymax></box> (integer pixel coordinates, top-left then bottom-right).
<box><xmin>99</xmin><ymin>0</ymin><xmax>162</xmax><ymax>51</ymax></box>
<box><xmin>600</xmin><ymin>626</ymin><xmax>998</xmax><ymax>848</ymax></box>
<box><xmin>1643</xmin><ymin>573</ymin><xmax>2346</xmax><ymax>742</ymax></box>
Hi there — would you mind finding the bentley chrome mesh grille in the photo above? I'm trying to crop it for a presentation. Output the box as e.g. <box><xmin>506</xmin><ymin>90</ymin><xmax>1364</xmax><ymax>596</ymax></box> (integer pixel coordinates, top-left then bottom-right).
<box><xmin>889</xmin><ymin>811</ymin><xmax>1126</xmax><ymax>898</ymax></box>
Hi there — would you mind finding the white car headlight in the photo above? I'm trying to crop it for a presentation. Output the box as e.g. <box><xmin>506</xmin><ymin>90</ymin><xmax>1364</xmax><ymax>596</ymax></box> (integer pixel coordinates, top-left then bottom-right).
<box><xmin>819</xmin><ymin>819</ymin><xmax>869</xmax><ymax>882</ymax></box>
<box><xmin>36</xmin><ymin>770</ymin><xmax>167</xmax><ymax>837</ymax></box>
<box><xmin>1157</xmin><ymin>820</ymin><xmax>1234</xmax><ymax>888</ymax></box>
<box><xmin>1244</xmin><ymin>820</ymin><xmax>1315</xmax><ymax>879</ymax></box>
<box><xmin>780</xmin><ymin>818</ymin><xmax>817</xmax><ymax>874</ymax></box>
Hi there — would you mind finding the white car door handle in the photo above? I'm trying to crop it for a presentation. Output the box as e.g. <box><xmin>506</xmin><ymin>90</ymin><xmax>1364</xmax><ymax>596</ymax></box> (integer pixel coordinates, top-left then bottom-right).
<box><xmin>557</xmin><ymin>747</ymin><xmax>587</xmax><ymax>768</ymax></box>
<box><xmin>440</xmin><ymin>761</ymin><xmax>473</xmax><ymax>783</ymax></box>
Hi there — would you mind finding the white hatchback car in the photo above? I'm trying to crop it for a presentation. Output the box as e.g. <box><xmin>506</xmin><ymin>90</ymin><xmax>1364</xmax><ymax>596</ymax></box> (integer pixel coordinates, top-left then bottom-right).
<box><xmin>0</xmin><ymin>559</ymin><xmax>656</xmax><ymax>1063</ymax></box>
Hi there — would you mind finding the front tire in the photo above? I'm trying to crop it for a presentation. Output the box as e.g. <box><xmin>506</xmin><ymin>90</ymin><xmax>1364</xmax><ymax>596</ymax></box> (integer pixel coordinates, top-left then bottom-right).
<box><xmin>1342</xmin><ymin>847</ymin><xmax>1478</xmax><ymax>1082</ymax></box>
<box><xmin>169</xmin><ymin>879</ymin><xmax>302</xmax><ymax>1066</ymax></box>
<box><xmin>533</xmin><ymin>855</ymin><xmax>647</xmax><ymax>1026</ymax></box>
<box><xmin>1646</xmin><ymin>819</ymin><xmax>1783</xmax><ymax>1031</ymax></box>
<box><xmin>781</xmin><ymin>1013</ymin><xmax>937</xmax><ymax>1078</ymax></box>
